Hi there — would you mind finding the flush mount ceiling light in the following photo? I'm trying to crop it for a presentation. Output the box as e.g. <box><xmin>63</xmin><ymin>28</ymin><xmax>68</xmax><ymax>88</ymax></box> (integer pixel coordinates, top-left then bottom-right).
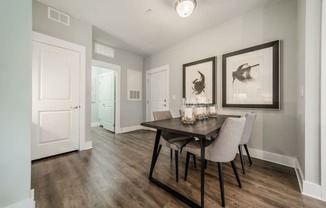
<box><xmin>175</xmin><ymin>0</ymin><xmax>197</xmax><ymax>17</ymax></box>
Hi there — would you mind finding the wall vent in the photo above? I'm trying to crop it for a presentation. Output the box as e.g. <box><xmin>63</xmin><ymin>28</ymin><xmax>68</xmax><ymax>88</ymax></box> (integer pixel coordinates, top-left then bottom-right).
<box><xmin>94</xmin><ymin>43</ymin><xmax>115</xmax><ymax>58</ymax></box>
<box><xmin>129</xmin><ymin>91</ymin><xmax>140</xmax><ymax>100</ymax></box>
<box><xmin>48</xmin><ymin>7</ymin><xmax>70</xmax><ymax>26</ymax></box>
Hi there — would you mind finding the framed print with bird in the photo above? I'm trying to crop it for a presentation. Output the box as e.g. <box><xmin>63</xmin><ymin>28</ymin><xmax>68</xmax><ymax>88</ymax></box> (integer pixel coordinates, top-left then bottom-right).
<box><xmin>222</xmin><ymin>40</ymin><xmax>280</xmax><ymax>109</ymax></box>
<box><xmin>183</xmin><ymin>57</ymin><xmax>216</xmax><ymax>104</ymax></box>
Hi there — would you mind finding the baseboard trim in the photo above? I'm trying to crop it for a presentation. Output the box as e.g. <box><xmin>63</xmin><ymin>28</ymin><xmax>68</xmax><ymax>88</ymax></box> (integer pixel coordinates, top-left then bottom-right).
<box><xmin>80</xmin><ymin>141</ymin><xmax>92</xmax><ymax>150</ymax></box>
<box><xmin>91</xmin><ymin>122</ymin><xmax>100</xmax><ymax>127</ymax></box>
<box><xmin>303</xmin><ymin>181</ymin><xmax>322</xmax><ymax>200</ymax></box>
<box><xmin>294</xmin><ymin>158</ymin><xmax>322</xmax><ymax>200</ymax></box>
<box><xmin>119</xmin><ymin>125</ymin><xmax>144</xmax><ymax>133</ymax></box>
<box><xmin>295</xmin><ymin>159</ymin><xmax>303</xmax><ymax>192</ymax></box>
<box><xmin>5</xmin><ymin>198</ymin><xmax>34</xmax><ymax>208</ymax></box>
<box><xmin>246</xmin><ymin>147</ymin><xmax>295</xmax><ymax>168</ymax></box>
<box><xmin>243</xmin><ymin>148</ymin><xmax>322</xmax><ymax>200</ymax></box>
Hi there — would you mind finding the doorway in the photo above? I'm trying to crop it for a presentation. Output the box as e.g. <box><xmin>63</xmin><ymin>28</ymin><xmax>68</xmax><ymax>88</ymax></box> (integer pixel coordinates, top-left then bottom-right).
<box><xmin>146</xmin><ymin>65</ymin><xmax>169</xmax><ymax>121</ymax></box>
<box><xmin>91</xmin><ymin>60</ymin><xmax>121</xmax><ymax>133</ymax></box>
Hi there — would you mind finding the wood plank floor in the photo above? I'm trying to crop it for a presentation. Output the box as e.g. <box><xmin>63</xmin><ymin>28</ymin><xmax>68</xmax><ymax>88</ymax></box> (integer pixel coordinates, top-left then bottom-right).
<box><xmin>32</xmin><ymin>127</ymin><xmax>326</xmax><ymax>208</ymax></box>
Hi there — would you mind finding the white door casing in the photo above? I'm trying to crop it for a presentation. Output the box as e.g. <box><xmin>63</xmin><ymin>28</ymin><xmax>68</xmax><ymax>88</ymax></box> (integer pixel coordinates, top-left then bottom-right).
<box><xmin>321</xmin><ymin>0</ymin><xmax>326</xmax><ymax>201</ymax></box>
<box><xmin>99</xmin><ymin>71</ymin><xmax>115</xmax><ymax>132</ymax></box>
<box><xmin>32</xmin><ymin>32</ymin><xmax>86</xmax><ymax>160</ymax></box>
<box><xmin>146</xmin><ymin>65</ymin><xmax>169</xmax><ymax>121</ymax></box>
<box><xmin>92</xmin><ymin>60</ymin><xmax>121</xmax><ymax>133</ymax></box>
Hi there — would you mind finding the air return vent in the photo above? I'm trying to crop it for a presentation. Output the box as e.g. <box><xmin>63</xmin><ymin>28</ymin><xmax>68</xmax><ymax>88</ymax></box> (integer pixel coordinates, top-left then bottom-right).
<box><xmin>127</xmin><ymin>69</ymin><xmax>142</xmax><ymax>101</ymax></box>
<box><xmin>48</xmin><ymin>7</ymin><xmax>70</xmax><ymax>26</ymax></box>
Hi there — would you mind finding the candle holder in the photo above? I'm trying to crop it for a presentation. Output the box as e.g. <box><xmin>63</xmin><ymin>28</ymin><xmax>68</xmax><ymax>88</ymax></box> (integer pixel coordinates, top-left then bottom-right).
<box><xmin>194</xmin><ymin>104</ymin><xmax>204</xmax><ymax>120</ymax></box>
<box><xmin>181</xmin><ymin>116</ymin><xmax>196</xmax><ymax>124</ymax></box>
<box><xmin>208</xmin><ymin>104</ymin><xmax>218</xmax><ymax>117</ymax></box>
<box><xmin>182</xmin><ymin>107</ymin><xmax>196</xmax><ymax>124</ymax></box>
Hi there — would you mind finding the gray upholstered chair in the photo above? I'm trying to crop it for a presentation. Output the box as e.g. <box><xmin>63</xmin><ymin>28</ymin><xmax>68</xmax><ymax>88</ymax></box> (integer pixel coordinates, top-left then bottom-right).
<box><xmin>153</xmin><ymin>111</ymin><xmax>194</xmax><ymax>182</ymax></box>
<box><xmin>238</xmin><ymin>112</ymin><xmax>257</xmax><ymax>174</ymax></box>
<box><xmin>183</xmin><ymin>117</ymin><xmax>246</xmax><ymax>207</ymax></box>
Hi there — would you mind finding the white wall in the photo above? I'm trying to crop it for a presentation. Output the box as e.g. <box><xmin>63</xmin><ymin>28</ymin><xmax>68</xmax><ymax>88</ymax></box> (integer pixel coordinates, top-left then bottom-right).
<box><xmin>0</xmin><ymin>0</ymin><xmax>34</xmax><ymax>207</ymax></box>
<box><xmin>297</xmin><ymin>0</ymin><xmax>323</xmax><ymax>199</ymax></box>
<box><xmin>145</xmin><ymin>0</ymin><xmax>298</xmax><ymax>157</ymax></box>
<box><xmin>297</xmin><ymin>0</ymin><xmax>306</xmax><ymax>189</ymax></box>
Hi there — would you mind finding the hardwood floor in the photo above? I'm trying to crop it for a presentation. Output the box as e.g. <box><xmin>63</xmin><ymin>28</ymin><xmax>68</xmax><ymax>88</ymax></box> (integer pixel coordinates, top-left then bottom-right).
<box><xmin>32</xmin><ymin>127</ymin><xmax>326</xmax><ymax>208</ymax></box>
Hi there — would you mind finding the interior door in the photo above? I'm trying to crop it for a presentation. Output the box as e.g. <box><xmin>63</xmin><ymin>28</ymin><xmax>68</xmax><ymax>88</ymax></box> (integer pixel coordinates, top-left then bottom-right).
<box><xmin>32</xmin><ymin>40</ymin><xmax>80</xmax><ymax>160</ymax></box>
<box><xmin>98</xmin><ymin>71</ymin><xmax>115</xmax><ymax>132</ymax></box>
<box><xmin>147</xmin><ymin>67</ymin><xmax>169</xmax><ymax>121</ymax></box>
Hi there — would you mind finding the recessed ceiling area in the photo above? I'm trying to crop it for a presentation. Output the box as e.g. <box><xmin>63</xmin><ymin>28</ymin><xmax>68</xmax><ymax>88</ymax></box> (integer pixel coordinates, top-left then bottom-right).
<box><xmin>38</xmin><ymin>0</ymin><xmax>279</xmax><ymax>56</ymax></box>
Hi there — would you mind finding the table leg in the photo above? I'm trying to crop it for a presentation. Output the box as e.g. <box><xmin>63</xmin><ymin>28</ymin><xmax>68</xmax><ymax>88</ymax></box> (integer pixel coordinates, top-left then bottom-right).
<box><xmin>200</xmin><ymin>138</ymin><xmax>205</xmax><ymax>207</ymax></box>
<box><xmin>149</xmin><ymin>129</ymin><xmax>162</xmax><ymax>179</ymax></box>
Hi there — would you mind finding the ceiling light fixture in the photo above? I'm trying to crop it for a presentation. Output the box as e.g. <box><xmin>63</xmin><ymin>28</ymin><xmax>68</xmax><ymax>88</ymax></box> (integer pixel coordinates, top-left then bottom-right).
<box><xmin>175</xmin><ymin>0</ymin><xmax>197</xmax><ymax>17</ymax></box>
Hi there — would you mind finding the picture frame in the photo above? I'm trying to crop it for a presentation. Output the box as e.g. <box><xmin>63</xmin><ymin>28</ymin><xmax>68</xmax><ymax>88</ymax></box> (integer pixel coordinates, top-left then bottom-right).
<box><xmin>183</xmin><ymin>57</ymin><xmax>216</xmax><ymax>104</ymax></box>
<box><xmin>222</xmin><ymin>40</ymin><xmax>280</xmax><ymax>109</ymax></box>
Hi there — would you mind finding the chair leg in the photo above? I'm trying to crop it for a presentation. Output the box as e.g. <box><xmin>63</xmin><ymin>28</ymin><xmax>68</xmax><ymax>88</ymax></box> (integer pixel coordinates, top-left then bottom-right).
<box><xmin>192</xmin><ymin>154</ymin><xmax>197</xmax><ymax>169</ymax></box>
<box><xmin>231</xmin><ymin>160</ymin><xmax>242</xmax><ymax>188</ymax></box>
<box><xmin>175</xmin><ymin>150</ymin><xmax>179</xmax><ymax>182</ymax></box>
<box><xmin>170</xmin><ymin>149</ymin><xmax>173</xmax><ymax>160</ymax></box>
<box><xmin>217</xmin><ymin>162</ymin><xmax>225</xmax><ymax>207</ymax></box>
<box><xmin>244</xmin><ymin>144</ymin><xmax>252</xmax><ymax>165</ymax></box>
<box><xmin>205</xmin><ymin>160</ymin><xmax>207</xmax><ymax>169</ymax></box>
<box><xmin>184</xmin><ymin>152</ymin><xmax>190</xmax><ymax>181</ymax></box>
<box><xmin>238</xmin><ymin>145</ymin><xmax>245</xmax><ymax>174</ymax></box>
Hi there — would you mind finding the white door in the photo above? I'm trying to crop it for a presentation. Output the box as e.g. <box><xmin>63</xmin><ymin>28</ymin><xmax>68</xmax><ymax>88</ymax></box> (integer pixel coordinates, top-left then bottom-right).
<box><xmin>146</xmin><ymin>66</ymin><xmax>169</xmax><ymax>121</ymax></box>
<box><xmin>99</xmin><ymin>71</ymin><xmax>115</xmax><ymax>132</ymax></box>
<box><xmin>32</xmin><ymin>40</ymin><xmax>80</xmax><ymax>160</ymax></box>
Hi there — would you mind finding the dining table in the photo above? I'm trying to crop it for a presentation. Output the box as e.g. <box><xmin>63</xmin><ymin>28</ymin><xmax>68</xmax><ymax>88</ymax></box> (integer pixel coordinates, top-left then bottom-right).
<box><xmin>141</xmin><ymin>114</ymin><xmax>240</xmax><ymax>208</ymax></box>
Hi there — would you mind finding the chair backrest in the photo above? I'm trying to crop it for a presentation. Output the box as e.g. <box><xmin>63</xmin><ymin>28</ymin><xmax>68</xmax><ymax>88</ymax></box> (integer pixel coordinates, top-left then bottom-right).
<box><xmin>206</xmin><ymin>117</ymin><xmax>246</xmax><ymax>163</ymax></box>
<box><xmin>239</xmin><ymin>112</ymin><xmax>257</xmax><ymax>145</ymax></box>
<box><xmin>153</xmin><ymin>111</ymin><xmax>173</xmax><ymax>121</ymax></box>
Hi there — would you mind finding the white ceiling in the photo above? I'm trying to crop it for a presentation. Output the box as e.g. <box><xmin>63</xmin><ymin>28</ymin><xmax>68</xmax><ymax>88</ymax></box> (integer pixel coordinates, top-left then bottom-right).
<box><xmin>38</xmin><ymin>0</ymin><xmax>278</xmax><ymax>56</ymax></box>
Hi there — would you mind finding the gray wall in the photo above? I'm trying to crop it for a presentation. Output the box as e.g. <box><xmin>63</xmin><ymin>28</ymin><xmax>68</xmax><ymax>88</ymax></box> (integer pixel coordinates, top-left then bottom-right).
<box><xmin>93</xmin><ymin>27</ymin><xmax>144</xmax><ymax>128</ymax></box>
<box><xmin>0</xmin><ymin>0</ymin><xmax>32</xmax><ymax>207</ymax></box>
<box><xmin>33</xmin><ymin>1</ymin><xmax>144</xmax><ymax>131</ymax></box>
<box><xmin>33</xmin><ymin>0</ymin><xmax>92</xmax><ymax>141</ymax></box>
<box><xmin>144</xmin><ymin>0</ymin><xmax>298</xmax><ymax>157</ymax></box>
<box><xmin>33</xmin><ymin>0</ymin><xmax>93</xmax><ymax>141</ymax></box>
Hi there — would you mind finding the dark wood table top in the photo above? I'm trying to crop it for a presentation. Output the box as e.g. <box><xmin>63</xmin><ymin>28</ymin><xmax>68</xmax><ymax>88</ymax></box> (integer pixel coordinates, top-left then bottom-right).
<box><xmin>141</xmin><ymin>114</ymin><xmax>240</xmax><ymax>139</ymax></box>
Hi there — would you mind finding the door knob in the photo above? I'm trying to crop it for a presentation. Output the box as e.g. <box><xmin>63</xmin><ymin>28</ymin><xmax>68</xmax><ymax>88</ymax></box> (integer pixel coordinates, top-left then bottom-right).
<box><xmin>71</xmin><ymin>105</ymin><xmax>79</xmax><ymax>109</ymax></box>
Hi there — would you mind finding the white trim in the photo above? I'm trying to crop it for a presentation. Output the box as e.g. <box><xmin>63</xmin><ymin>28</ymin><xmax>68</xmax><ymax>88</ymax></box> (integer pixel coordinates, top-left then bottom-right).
<box><xmin>146</xmin><ymin>65</ymin><xmax>170</xmax><ymax>121</ymax></box>
<box><xmin>80</xmin><ymin>141</ymin><xmax>92</xmax><ymax>150</ymax></box>
<box><xmin>92</xmin><ymin>60</ymin><xmax>121</xmax><ymax>134</ymax></box>
<box><xmin>32</xmin><ymin>32</ymin><xmax>86</xmax><ymax>155</ymax></box>
<box><xmin>295</xmin><ymin>159</ymin><xmax>304</xmax><ymax>192</ymax></box>
<box><xmin>321</xmin><ymin>0</ymin><xmax>326</xmax><ymax>201</ymax></box>
<box><xmin>5</xmin><ymin>198</ymin><xmax>34</xmax><ymax>208</ymax></box>
<box><xmin>245</xmin><ymin>147</ymin><xmax>295</xmax><ymax>168</ymax></box>
<box><xmin>91</xmin><ymin>122</ymin><xmax>100</xmax><ymax>127</ymax></box>
<box><xmin>303</xmin><ymin>181</ymin><xmax>322</xmax><ymax>200</ymax></box>
<box><xmin>245</xmin><ymin>148</ymin><xmax>323</xmax><ymax>199</ymax></box>
<box><xmin>119</xmin><ymin>125</ymin><xmax>144</xmax><ymax>133</ymax></box>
